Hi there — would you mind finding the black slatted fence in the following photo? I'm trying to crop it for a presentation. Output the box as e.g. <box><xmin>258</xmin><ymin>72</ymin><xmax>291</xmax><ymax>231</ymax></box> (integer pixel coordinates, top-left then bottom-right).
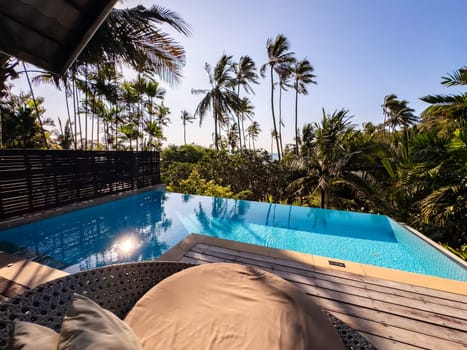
<box><xmin>0</xmin><ymin>150</ymin><xmax>160</xmax><ymax>220</ymax></box>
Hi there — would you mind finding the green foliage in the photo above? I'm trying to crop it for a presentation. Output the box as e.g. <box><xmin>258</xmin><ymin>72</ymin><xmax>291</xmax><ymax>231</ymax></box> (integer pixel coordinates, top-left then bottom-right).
<box><xmin>161</xmin><ymin>144</ymin><xmax>207</xmax><ymax>163</ymax></box>
<box><xmin>0</xmin><ymin>92</ymin><xmax>47</xmax><ymax>148</ymax></box>
<box><xmin>161</xmin><ymin>145</ymin><xmax>291</xmax><ymax>201</ymax></box>
<box><xmin>440</xmin><ymin>244</ymin><xmax>467</xmax><ymax>261</ymax></box>
<box><xmin>167</xmin><ymin>169</ymin><xmax>250</xmax><ymax>199</ymax></box>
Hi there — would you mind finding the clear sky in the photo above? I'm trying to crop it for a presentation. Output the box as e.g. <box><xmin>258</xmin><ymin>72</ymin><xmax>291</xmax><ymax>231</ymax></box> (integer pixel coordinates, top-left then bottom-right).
<box><xmin>12</xmin><ymin>0</ymin><xmax>467</xmax><ymax>150</ymax></box>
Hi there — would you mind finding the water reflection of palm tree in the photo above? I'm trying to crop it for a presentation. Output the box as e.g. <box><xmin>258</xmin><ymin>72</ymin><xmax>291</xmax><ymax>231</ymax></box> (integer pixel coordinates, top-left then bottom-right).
<box><xmin>182</xmin><ymin>193</ymin><xmax>192</xmax><ymax>203</ymax></box>
<box><xmin>194</xmin><ymin>198</ymin><xmax>250</xmax><ymax>237</ymax></box>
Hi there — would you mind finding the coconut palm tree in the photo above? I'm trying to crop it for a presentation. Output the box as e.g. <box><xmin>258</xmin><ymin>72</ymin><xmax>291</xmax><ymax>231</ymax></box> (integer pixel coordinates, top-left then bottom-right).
<box><xmin>238</xmin><ymin>97</ymin><xmax>255</xmax><ymax>146</ymax></box>
<box><xmin>193</xmin><ymin>55</ymin><xmax>241</xmax><ymax>150</ymax></box>
<box><xmin>289</xmin><ymin>109</ymin><xmax>381</xmax><ymax>209</ymax></box>
<box><xmin>260</xmin><ymin>34</ymin><xmax>295</xmax><ymax>160</ymax></box>
<box><xmin>247</xmin><ymin>121</ymin><xmax>261</xmax><ymax>150</ymax></box>
<box><xmin>382</xmin><ymin>94</ymin><xmax>417</xmax><ymax>132</ymax></box>
<box><xmin>227</xmin><ymin>123</ymin><xmax>240</xmax><ymax>152</ymax></box>
<box><xmin>420</xmin><ymin>66</ymin><xmax>467</xmax><ymax>133</ymax></box>
<box><xmin>411</xmin><ymin>67</ymin><xmax>467</xmax><ymax>248</ymax></box>
<box><xmin>78</xmin><ymin>5</ymin><xmax>191</xmax><ymax>84</ymax></box>
<box><xmin>180</xmin><ymin>110</ymin><xmax>195</xmax><ymax>145</ymax></box>
<box><xmin>231</xmin><ymin>55</ymin><xmax>259</xmax><ymax>148</ymax></box>
<box><xmin>275</xmin><ymin>63</ymin><xmax>293</xmax><ymax>155</ymax></box>
<box><xmin>291</xmin><ymin>58</ymin><xmax>317</xmax><ymax>153</ymax></box>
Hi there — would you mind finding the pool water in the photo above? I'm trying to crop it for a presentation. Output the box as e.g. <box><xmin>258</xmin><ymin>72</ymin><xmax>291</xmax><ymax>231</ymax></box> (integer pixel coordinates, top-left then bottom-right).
<box><xmin>0</xmin><ymin>190</ymin><xmax>465</xmax><ymax>281</ymax></box>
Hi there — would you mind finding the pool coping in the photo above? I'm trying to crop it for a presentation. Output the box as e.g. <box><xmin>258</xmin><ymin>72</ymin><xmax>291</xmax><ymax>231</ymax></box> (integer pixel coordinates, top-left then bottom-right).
<box><xmin>160</xmin><ymin>233</ymin><xmax>467</xmax><ymax>296</ymax></box>
<box><xmin>0</xmin><ymin>184</ymin><xmax>166</xmax><ymax>230</ymax></box>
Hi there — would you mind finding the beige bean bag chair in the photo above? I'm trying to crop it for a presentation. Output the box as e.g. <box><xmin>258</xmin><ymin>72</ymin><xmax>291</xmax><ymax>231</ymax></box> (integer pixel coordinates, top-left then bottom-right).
<box><xmin>125</xmin><ymin>262</ymin><xmax>345</xmax><ymax>350</ymax></box>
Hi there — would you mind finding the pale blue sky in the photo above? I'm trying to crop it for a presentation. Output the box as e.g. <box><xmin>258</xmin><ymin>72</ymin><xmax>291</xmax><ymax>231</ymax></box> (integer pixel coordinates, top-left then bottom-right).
<box><xmin>13</xmin><ymin>0</ymin><xmax>467</xmax><ymax>150</ymax></box>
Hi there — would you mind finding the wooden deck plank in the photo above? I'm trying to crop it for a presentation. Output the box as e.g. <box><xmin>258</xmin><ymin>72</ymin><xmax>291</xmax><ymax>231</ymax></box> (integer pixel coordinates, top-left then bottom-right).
<box><xmin>194</xmin><ymin>243</ymin><xmax>467</xmax><ymax>303</ymax></box>
<box><xmin>185</xmin><ymin>250</ymin><xmax>466</xmax><ymax>331</ymax></box>
<box><xmin>192</xmin><ymin>243</ymin><xmax>467</xmax><ymax>310</ymax></box>
<box><xmin>330</xmin><ymin>310</ymin><xmax>466</xmax><ymax>350</ymax></box>
<box><xmin>357</xmin><ymin>332</ymin><xmax>425</xmax><ymax>350</ymax></box>
<box><xmin>188</xmin><ymin>247</ymin><xmax>467</xmax><ymax>320</ymax></box>
<box><xmin>307</xmin><ymin>294</ymin><xmax>467</xmax><ymax>346</ymax></box>
<box><xmin>179</xmin><ymin>244</ymin><xmax>467</xmax><ymax>350</ymax></box>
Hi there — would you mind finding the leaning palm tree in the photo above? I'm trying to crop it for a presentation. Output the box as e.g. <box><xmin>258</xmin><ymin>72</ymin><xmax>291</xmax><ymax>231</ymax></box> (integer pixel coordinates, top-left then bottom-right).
<box><xmin>260</xmin><ymin>34</ymin><xmax>295</xmax><ymax>160</ymax></box>
<box><xmin>193</xmin><ymin>55</ymin><xmax>241</xmax><ymax>150</ymax></box>
<box><xmin>291</xmin><ymin>58</ymin><xmax>317</xmax><ymax>153</ymax></box>
<box><xmin>78</xmin><ymin>5</ymin><xmax>191</xmax><ymax>84</ymax></box>
<box><xmin>231</xmin><ymin>55</ymin><xmax>259</xmax><ymax>148</ymax></box>
<box><xmin>247</xmin><ymin>121</ymin><xmax>261</xmax><ymax>150</ymax></box>
<box><xmin>180</xmin><ymin>110</ymin><xmax>195</xmax><ymax>145</ymax></box>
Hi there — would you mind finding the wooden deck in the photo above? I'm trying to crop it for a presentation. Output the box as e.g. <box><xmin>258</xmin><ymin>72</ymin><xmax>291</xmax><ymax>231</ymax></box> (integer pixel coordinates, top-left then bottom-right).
<box><xmin>162</xmin><ymin>239</ymin><xmax>467</xmax><ymax>350</ymax></box>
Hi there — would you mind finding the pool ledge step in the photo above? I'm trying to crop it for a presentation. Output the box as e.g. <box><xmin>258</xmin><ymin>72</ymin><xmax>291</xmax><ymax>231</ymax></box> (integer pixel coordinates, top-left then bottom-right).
<box><xmin>0</xmin><ymin>252</ymin><xmax>69</xmax><ymax>290</ymax></box>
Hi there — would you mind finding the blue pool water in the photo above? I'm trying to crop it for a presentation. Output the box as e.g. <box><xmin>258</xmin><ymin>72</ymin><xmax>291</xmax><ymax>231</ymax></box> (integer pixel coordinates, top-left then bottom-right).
<box><xmin>0</xmin><ymin>190</ymin><xmax>465</xmax><ymax>281</ymax></box>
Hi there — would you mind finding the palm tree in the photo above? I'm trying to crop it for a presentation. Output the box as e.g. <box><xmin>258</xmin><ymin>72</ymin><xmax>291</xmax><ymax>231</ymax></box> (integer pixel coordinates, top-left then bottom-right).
<box><xmin>420</xmin><ymin>66</ymin><xmax>467</xmax><ymax>133</ymax></box>
<box><xmin>291</xmin><ymin>58</ymin><xmax>317</xmax><ymax>153</ymax></box>
<box><xmin>231</xmin><ymin>55</ymin><xmax>259</xmax><ymax>148</ymax></box>
<box><xmin>0</xmin><ymin>53</ymin><xmax>18</xmax><ymax>99</ymax></box>
<box><xmin>382</xmin><ymin>94</ymin><xmax>417</xmax><ymax>132</ymax></box>
<box><xmin>260</xmin><ymin>34</ymin><xmax>295</xmax><ymax>160</ymax></box>
<box><xmin>289</xmin><ymin>109</ymin><xmax>381</xmax><ymax>209</ymax></box>
<box><xmin>411</xmin><ymin>67</ymin><xmax>467</xmax><ymax>248</ymax></box>
<box><xmin>193</xmin><ymin>55</ymin><xmax>241</xmax><ymax>150</ymax></box>
<box><xmin>270</xmin><ymin>129</ymin><xmax>279</xmax><ymax>156</ymax></box>
<box><xmin>180</xmin><ymin>110</ymin><xmax>195</xmax><ymax>145</ymax></box>
<box><xmin>119</xmin><ymin>81</ymin><xmax>139</xmax><ymax>149</ymax></box>
<box><xmin>382</xmin><ymin>94</ymin><xmax>417</xmax><ymax>157</ymax></box>
<box><xmin>247</xmin><ymin>121</ymin><xmax>261</xmax><ymax>150</ymax></box>
<box><xmin>57</xmin><ymin>119</ymin><xmax>74</xmax><ymax>149</ymax></box>
<box><xmin>275</xmin><ymin>63</ymin><xmax>293</xmax><ymax>155</ymax></box>
<box><xmin>238</xmin><ymin>97</ymin><xmax>255</xmax><ymax>146</ymax></box>
<box><xmin>77</xmin><ymin>5</ymin><xmax>191</xmax><ymax>84</ymax></box>
<box><xmin>227</xmin><ymin>123</ymin><xmax>240</xmax><ymax>152</ymax></box>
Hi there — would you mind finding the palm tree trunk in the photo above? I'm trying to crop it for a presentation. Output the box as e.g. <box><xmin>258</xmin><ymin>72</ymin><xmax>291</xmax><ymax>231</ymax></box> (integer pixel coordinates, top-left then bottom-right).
<box><xmin>271</xmin><ymin>133</ymin><xmax>273</xmax><ymax>155</ymax></box>
<box><xmin>23</xmin><ymin>63</ymin><xmax>48</xmax><ymax>149</ymax></box>
<box><xmin>279</xmin><ymin>87</ymin><xmax>284</xmax><ymax>156</ymax></box>
<box><xmin>97</xmin><ymin>108</ymin><xmax>100</xmax><ymax>148</ymax></box>
<box><xmin>0</xmin><ymin>111</ymin><xmax>2</xmax><ymax>148</ymax></box>
<box><xmin>90</xmin><ymin>93</ymin><xmax>95</xmax><ymax>150</ymax></box>
<box><xmin>76</xmin><ymin>89</ymin><xmax>83</xmax><ymax>149</ymax></box>
<box><xmin>320</xmin><ymin>189</ymin><xmax>325</xmax><ymax>209</ymax></box>
<box><xmin>214</xmin><ymin>110</ymin><xmax>219</xmax><ymax>150</ymax></box>
<box><xmin>72</xmin><ymin>78</ymin><xmax>78</xmax><ymax>149</ymax></box>
<box><xmin>183</xmin><ymin>121</ymin><xmax>187</xmax><ymax>145</ymax></box>
<box><xmin>270</xmin><ymin>67</ymin><xmax>281</xmax><ymax>160</ymax></box>
<box><xmin>294</xmin><ymin>89</ymin><xmax>299</xmax><ymax>154</ymax></box>
<box><xmin>64</xmin><ymin>88</ymin><xmax>73</xmax><ymax>144</ymax></box>
<box><xmin>85</xmin><ymin>66</ymin><xmax>88</xmax><ymax>150</ymax></box>
<box><xmin>236</xmin><ymin>85</ymin><xmax>242</xmax><ymax>149</ymax></box>
<box><xmin>241</xmin><ymin>118</ymin><xmax>246</xmax><ymax>151</ymax></box>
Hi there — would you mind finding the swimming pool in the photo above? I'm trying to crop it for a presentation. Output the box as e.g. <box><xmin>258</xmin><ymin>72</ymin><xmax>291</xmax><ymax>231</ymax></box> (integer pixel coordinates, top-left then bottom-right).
<box><xmin>0</xmin><ymin>190</ymin><xmax>465</xmax><ymax>281</ymax></box>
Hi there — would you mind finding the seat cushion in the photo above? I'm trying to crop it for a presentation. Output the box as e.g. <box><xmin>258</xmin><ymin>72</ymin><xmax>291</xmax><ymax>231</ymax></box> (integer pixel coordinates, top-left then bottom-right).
<box><xmin>10</xmin><ymin>321</ymin><xmax>58</xmax><ymax>350</ymax></box>
<box><xmin>125</xmin><ymin>262</ymin><xmax>344</xmax><ymax>350</ymax></box>
<box><xmin>58</xmin><ymin>293</ymin><xmax>142</xmax><ymax>350</ymax></box>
